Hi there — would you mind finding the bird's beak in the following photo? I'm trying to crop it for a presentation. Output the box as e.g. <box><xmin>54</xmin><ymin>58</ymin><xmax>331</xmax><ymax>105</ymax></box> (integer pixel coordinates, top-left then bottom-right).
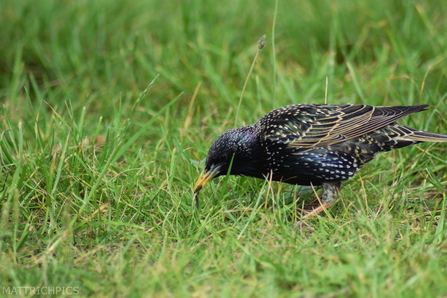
<box><xmin>193</xmin><ymin>170</ymin><xmax>215</xmax><ymax>193</ymax></box>
<box><xmin>193</xmin><ymin>166</ymin><xmax>220</xmax><ymax>208</ymax></box>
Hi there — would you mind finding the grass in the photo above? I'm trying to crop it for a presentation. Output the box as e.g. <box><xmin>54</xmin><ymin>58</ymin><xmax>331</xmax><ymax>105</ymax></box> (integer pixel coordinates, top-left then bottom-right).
<box><xmin>1</xmin><ymin>0</ymin><xmax>447</xmax><ymax>297</ymax></box>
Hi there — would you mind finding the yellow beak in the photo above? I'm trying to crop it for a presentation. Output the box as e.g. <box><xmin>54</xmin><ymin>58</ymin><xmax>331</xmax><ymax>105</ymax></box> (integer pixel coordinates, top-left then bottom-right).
<box><xmin>193</xmin><ymin>171</ymin><xmax>215</xmax><ymax>193</ymax></box>
<box><xmin>193</xmin><ymin>167</ymin><xmax>220</xmax><ymax>208</ymax></box>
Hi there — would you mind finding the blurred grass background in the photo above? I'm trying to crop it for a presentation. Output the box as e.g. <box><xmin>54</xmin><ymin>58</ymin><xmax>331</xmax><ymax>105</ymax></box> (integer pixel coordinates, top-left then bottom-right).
<box><xmin>1</xmin><ymin>0</ymin><xmax>447</xmax><ymax>297</ymax></box>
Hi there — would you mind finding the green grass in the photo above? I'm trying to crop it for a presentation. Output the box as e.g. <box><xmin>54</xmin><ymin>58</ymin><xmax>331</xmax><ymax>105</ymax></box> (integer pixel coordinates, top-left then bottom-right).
<box><xmin>1</xmin><ymin>0</ymin><xmax>447</xmax><ymax>297</ymax></box>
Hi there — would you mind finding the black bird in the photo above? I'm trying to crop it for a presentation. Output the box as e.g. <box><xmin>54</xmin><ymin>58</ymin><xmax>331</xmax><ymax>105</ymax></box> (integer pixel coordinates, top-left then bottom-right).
<box><xmin>194</xmin><ymin>104</ymin><xmax>447</xmax><ymax>216</ymax></box>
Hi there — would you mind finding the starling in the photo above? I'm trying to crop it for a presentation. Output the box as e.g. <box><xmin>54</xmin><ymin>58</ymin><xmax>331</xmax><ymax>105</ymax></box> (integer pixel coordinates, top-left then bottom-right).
<box><xmin>194</xmin><ymin>104</ymin><xmax>447</xmax><ymax>216</ymax></box>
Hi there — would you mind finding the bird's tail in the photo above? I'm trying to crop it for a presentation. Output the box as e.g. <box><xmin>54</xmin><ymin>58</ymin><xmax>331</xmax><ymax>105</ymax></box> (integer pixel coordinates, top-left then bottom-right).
<box><xmin>410</xmin><ymin>130</ymin><xmax>447</xmax><ymax>142</ymax></box>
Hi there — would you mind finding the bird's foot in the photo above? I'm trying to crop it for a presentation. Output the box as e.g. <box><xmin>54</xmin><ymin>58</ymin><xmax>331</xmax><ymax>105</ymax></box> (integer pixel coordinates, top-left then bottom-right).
<box><xmin>295</xmin><ymin>203</ymin><xmax>331</xmax><ymax>230</ymax></box>
<box><xmin>302</xmin><ymin>199</ymin><xmax>322</xmax><ymax>209</ymax></box>
<box><xmin>301</xmin><ymin>203</ymin><xmax>331</xmax><ymax>219</ymax></box>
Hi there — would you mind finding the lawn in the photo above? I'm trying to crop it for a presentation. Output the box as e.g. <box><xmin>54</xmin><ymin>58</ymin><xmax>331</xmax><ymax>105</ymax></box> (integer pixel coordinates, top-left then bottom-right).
<box><xmin>1</xmin><ymin>0</ymin><xmax>447</xmax><ymax>297</ymax></box>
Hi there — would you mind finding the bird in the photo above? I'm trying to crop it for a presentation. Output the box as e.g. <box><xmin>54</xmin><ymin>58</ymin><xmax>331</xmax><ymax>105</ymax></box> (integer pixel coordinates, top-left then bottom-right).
<box><xmin>193</xmin><ymin>104</ymin><xmax>447</xmax><ymax>216</ymax></box>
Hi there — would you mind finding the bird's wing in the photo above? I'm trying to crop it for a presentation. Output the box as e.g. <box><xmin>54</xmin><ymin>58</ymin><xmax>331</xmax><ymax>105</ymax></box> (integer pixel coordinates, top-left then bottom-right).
<box><xmin>260</xmin><ymin>104</ymin><xmax>428</xmax><ymax>151</ymax></box>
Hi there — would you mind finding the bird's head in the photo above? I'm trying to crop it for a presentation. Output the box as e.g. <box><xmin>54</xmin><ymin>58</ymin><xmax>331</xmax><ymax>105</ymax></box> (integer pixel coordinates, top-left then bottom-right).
<box><xmin>193</xmin><ymin>126</ymin><xmax>262</xmax><ymax>207</ymax></box>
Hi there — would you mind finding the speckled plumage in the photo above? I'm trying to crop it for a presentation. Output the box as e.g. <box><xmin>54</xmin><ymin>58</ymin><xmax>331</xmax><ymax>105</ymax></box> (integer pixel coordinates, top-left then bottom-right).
<box><xmin>194</xmin><ymin>104</ymin><xmax>447</xmax><ymax>216</ymax></box>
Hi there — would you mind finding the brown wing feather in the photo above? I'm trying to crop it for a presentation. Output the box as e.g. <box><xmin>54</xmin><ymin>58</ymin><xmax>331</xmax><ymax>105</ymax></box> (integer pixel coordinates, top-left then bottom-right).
<box><xmin>287</xmin><ymin>104</ymin><xmax>429</xmax><ymax>150</ymax></box>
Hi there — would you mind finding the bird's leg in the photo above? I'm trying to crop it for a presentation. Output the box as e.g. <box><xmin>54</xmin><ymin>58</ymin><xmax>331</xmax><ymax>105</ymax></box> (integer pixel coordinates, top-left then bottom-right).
<box><xmin>302</xmin><ymin>181</ymin><xmax>342</xmax><ymax>218</ymax></box>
